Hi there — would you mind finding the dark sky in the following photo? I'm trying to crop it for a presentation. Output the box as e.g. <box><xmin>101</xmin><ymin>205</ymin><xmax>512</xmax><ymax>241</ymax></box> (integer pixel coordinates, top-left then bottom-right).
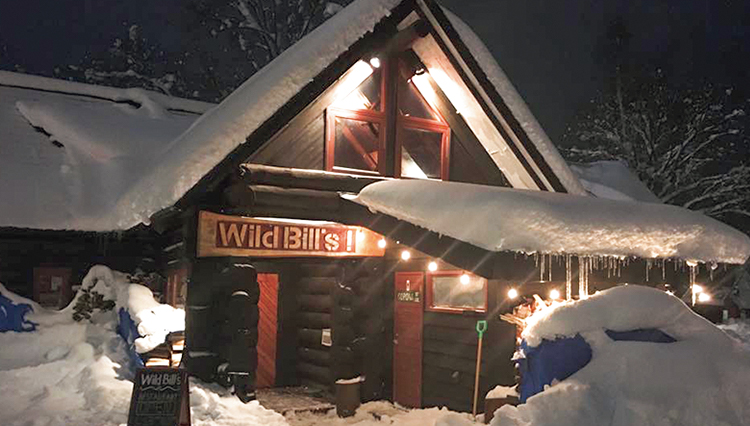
<box><xmin>2</xmin><ymin>0</ymin><xmax>750</xmax><ymax>141</ymax></box>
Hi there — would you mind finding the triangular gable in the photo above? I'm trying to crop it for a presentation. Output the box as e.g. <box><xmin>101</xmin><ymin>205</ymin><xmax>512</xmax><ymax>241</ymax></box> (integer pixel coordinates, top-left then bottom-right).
<box><xmin>114</xmin><ymin>0</ymin><xmax>586</xmax><ymax>231</ymax></box>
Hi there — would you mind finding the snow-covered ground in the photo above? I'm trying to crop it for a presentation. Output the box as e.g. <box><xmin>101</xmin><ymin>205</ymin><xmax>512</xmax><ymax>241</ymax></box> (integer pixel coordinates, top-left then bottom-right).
<box><xmin>0</xmin><ymin>267</ymin><xmax>474</xmax><ymax>426</ymax></box>
<box><xmin>2</xmin><ymin>267</ymin><xmax>750</xmax><ymax>426</ymax></box>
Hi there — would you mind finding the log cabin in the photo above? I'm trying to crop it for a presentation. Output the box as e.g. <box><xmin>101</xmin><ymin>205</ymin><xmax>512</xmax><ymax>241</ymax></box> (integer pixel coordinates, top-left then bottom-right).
<box><xmin>1</xmin><ymin>0</ymin><xmax>748</xmax><ymax>413</ymax></box>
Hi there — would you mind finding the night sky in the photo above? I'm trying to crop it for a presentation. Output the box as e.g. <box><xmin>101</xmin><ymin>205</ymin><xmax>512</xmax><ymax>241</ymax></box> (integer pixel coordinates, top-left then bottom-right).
<box><xmin>2</xmin><ymin>0</ymin><xmax>750</xmax><ymax>141</ymax></box>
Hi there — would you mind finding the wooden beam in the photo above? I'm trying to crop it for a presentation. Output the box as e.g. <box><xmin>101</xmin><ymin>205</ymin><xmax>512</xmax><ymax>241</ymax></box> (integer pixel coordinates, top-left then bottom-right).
<box><xmin>239</xmin><ymin>164</ymin><xmax>386</xmax><ymax>193</ymax></box>
<box><xmin>224</xmin><ymin>184</ymin><xmax>342</xmax><ymax>212</ymax></box>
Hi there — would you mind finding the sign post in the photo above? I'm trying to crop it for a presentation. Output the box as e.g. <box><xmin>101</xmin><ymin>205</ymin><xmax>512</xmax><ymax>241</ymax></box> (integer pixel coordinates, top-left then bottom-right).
<box><xmin>127</xmin><ymin>367</ymin><xmax>190</xmax><ymax>426</ymax></box>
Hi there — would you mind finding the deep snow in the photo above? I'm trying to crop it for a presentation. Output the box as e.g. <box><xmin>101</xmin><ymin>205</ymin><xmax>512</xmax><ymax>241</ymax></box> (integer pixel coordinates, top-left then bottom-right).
<box><xmin>492</xmin><ymin>286</ymin><xmax>750</xmax><ymax>426</ymax></box>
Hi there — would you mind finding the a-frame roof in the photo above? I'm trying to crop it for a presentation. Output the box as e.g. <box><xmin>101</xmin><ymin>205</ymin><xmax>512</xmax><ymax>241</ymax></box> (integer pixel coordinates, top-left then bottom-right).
<box><xmin>108</xmin><ymin>0</ymin><xmax>587</xmax><ymax>230</ymax></box>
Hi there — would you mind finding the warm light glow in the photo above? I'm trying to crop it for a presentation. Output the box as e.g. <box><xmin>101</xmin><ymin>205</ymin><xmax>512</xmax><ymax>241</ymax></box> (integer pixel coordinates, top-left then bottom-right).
<box><xmin>666</xmin><ymin>290</ymin><xmax>675</xmax><ymax>296</ymax></box>
<box><xmin>369</xmin><ymin>57</ymin><xmax>381</xmax><ymax>68</ymax></box>
<box><xmin>401</xmin><ymin>250</ymin><xmax>411</xmax><ymax>261</ymax></box>
<box><xmin>460</xmin><ymin>274</ymin><xmax>470</xmax><ymax>285</ymax></box>
<box><xmin>692</xmin><ymin>284</ymin><xmax>704</xmax><ymax>294</ymax></box>
<box><xmin>356</xmin><ymin>230</ymin><xmax>365</xmax><ymax>242</ymax></box>
<box><xmin>428</xmin><ymin>261</ymin><xmax>438</xmax><ymax>272</ymax></box>
<box><xmin>507</xmin><ymin>288</ymin><xmax>519</xmax><ymax>299</ymax></box>
<box><xmin>377</xmin><ymin>239</ymin><xmax>387</xmax><ymax>249</ymax></box>
<box><xmin>698</xmin><ymin>292</ymin><xmax>711</xmax><ymax>303</ymax></box>
<box><xmin>549</xmin><ymin>289</ymin><xmax>560</xmax><ymax>300</ymax></box>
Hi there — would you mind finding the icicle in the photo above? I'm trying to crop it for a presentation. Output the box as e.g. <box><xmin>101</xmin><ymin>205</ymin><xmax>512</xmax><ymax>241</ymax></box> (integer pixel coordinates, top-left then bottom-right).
<box><xmin>645</xmin><ymin>259</ymin><xmax>652</xmax><ymax>283</ymax></box>
<box><xmin>548</xmin><ymin>254</ymin><xmax>553</xmax><ymax>282</ymax></box>
<box><xmin>578</xmin><ymin>256</ymin><xmax>589</xmax><ymax>299</ymax></box>
<box><xmin>540</xmin><ymin>253</ymin><xmax>545</xmax><ymax>282</ymax></box>
<box><xmin>565</xmin><ymin>255</ymin><xmax>572</xmax><ymax>300</ymax></box>
<box><xmin>661</xmin><ymin>259</ymin><xmax>666</xmax><ymax>282</ymax></box>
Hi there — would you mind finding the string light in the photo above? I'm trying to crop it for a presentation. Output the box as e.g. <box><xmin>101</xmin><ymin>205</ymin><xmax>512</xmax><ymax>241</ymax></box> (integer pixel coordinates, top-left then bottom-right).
<box><xmin>460</xmin><ymin>274</ymin><xmax>470</xmax><ymax>285</ymax></box>
<box><xmin>428</xmin><ymin>261</ymin><xmax>438</xmax><ymax>272</ymax></box>
<box><xmin>377</xmin><ymin>239</ymin><xmax>386</xmax><ymax>249</ymax></box>
<box><xmin>508</xmin><ymin>288</ymin><xmax>518</xmax><ymax>299</ymax></box>
<box><xmin>549</xmin><ymin>289</ymin><xmax>560</xmax><ymax>300</ymax></box>
<box><xmin>369</xmin><ymin>57</ymin><xmax>381</xmax><ymax>68</ymax></box>
<box><xmin>400</xmin><ymin>250</ymin><xmax>411</xmax><ymax>261</ymax></box>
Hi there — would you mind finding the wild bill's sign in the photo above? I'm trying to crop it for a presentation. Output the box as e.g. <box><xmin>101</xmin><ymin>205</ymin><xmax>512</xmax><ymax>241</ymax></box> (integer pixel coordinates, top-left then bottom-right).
<box><xmin>197</xmin><ymin>211</ymin><xmax>386</xmax><ymax>258</ymax></box>
<box><xmin>127</xmin><ymin>368</ymin><xmax>190</xmax><ymax>426</ymax></box>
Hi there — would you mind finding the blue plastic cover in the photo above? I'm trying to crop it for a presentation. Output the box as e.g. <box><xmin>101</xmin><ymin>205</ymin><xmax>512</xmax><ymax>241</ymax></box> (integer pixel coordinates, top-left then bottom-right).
<box><xmin>517</xmin><ymin>334</ymin><xmax>592</xmax><ymax>403</ymax></box>
<box><xmin>0</xmin><ymin>293</ymin><xmax>37</xmax><ymax>332</ymax></box>
<box><xmin>516</xmin><ymin>328</ymin><xmax>677</xmax><ymax>402</ymax></box>
<box><xmin>116</xmin><ymin>308</ymin><xmax>144</xmax><ymax>368</ymax></box>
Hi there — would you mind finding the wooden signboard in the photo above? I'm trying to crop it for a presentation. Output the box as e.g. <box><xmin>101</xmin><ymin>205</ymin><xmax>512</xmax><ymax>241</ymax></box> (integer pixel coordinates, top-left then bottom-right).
<box><xmin>127</xmin><ymin>368</ymin><xmax>190</xmax><ymax>426</ymax></box>
<box><xmin>197</xmin><ymin>211</ymin><xmax>386</xmax><ymax>258</ymax></box>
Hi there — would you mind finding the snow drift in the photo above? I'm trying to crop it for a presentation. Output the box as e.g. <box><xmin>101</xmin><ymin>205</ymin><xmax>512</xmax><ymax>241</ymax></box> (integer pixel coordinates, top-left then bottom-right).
<box><xmin>355</xmin><ymin>179</ymin><xmax>750</xmax><ymax>264</ymax></box>
<box><xmin>492</xmin><ymin>286</ymin><xmax>750</xmax><ymax>426</ymax></box>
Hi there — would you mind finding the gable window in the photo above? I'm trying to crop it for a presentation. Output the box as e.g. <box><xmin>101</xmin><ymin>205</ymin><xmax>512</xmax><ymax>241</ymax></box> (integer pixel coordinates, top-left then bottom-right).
<box><xmin>426</xmin><ymin>270</ymin><xmax>487</xmax><ymax>313</ymax></box>
<box><xmin>326</xmin><ymin>55</ymin><xmax>450</xmax><ymax>179</ymax></box>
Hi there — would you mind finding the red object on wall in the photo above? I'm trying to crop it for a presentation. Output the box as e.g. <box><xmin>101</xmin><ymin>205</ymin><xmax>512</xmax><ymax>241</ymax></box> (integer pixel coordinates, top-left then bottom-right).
<box><xmin>393</xmin><ymin>271</ymin><xmax>424</xmax><ymax>408</ymax></box>
<box><xmin>33</xmin><ymin>267</ymin><xmax>72</xmax><ymax>309</ymax></box>
<box><xmin>256</xmin><ymin>273</ymin><xmax>279</xmax><ymax>388</ymax></box>
<box><xmin>165</xmin><ymin>267</ymin><xmax>189</xmax><ymax>307</ymax></box>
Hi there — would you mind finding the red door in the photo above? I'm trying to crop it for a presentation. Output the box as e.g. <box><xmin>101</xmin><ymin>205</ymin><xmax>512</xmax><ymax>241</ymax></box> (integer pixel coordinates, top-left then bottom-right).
<box><xmin>393</xmin><ymin>272</ymin><xmax>424</xmax><ymax>408</ymax></box>
<box><xmin>256</xmin><ymin>273</ymin><xmax>279</xmax><ymax>388</ymax></box>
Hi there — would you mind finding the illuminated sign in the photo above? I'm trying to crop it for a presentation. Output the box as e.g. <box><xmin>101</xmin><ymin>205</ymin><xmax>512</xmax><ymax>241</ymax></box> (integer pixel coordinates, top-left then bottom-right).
<box><xmin>197</xmin><ymin>211</ymin><xmax>385</xmax><ymax>258</ymax></box>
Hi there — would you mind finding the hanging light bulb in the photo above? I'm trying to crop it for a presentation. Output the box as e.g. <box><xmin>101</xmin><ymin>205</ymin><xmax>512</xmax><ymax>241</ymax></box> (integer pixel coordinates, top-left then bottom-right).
<box><xmin>377</xmin><ymin>239</ymin><xmax>387</xmax><ymax>249</ymax></box>
<box><xmin>369</xmin><ymin>57</ymin><xmax>381</xmax><ymax>68</ymax></box>
<box><xmin>460</xmin><ymin>274</ymin><xmax>470</xmax><ymax>285</ymax></box>
<box><xmin>508</xmin><ymin>288</ymin><xmax>519</xmax><ymax>299</ymax></box>
<box><xmin>428</xmin><ymin>261</ymin><xmax>438</xmax><ymax>272</ymax></box>
<box><xmin>401</xmin><ymin>250</ymin><xmax>411</xmax><ymax>261</ymax></box>
<box><xmin>549</xmin><ymin>289</ymin><xmax>560</xmax><ymax>300</ymax></box>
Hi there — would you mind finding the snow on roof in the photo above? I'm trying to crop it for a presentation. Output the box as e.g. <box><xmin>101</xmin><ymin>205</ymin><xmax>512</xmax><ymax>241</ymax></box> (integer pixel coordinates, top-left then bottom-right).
<box><xmin>0</xmin><ymin>72</ymin><xmax>207</xmax><ymax>230</ymax></box>
<box><xmin>355</xmin><ymin>179</ymin><xmax>750</xmax><ymax>264</ymax></box>
<box><xmin>443</xmin><ymin>10</ymin><xmax>587</xmax><ymax>196</ymax></box>
<box><xmin>108</xmin><ymin>0</ymin><xmax>402</xmax><ymax>230</ymax></box>
<box><xmin>570</xmin><ymin>161</ymin><xmax>661</xmax><ymax>203</ymax></box>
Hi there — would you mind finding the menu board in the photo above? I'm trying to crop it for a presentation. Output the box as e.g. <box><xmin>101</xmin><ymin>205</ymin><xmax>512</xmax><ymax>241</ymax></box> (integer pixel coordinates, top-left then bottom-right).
<box><xmin>127</xmin><ymin>368</ymin><xmax>190</xmax><ymax>426</ymax></box>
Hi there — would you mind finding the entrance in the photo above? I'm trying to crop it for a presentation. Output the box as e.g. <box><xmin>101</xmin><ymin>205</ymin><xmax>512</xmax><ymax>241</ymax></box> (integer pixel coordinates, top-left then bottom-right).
<box><xmin>257</xmin><ymin>273</ymin><xmax>279</xmax><ymax>388</ymax></box>
<box><xmin>393</xmin><ymin>272</ymin><xmax>424</xmax><ymax>408</ymax></box>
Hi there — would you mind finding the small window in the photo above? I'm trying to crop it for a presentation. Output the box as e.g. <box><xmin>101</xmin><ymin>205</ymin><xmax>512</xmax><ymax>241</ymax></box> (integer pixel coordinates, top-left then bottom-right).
<box><xmin>426</xmin><ymin>271</ymin><xmax>487</xmax><ymax>313</ymax></box>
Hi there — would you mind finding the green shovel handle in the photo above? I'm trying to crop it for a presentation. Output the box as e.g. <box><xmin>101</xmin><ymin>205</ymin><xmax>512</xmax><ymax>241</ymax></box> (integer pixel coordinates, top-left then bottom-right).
<box><xmin>476</xmin><ymin>320</ymin><xmax>488</xmax><ymax>337</ymax></box>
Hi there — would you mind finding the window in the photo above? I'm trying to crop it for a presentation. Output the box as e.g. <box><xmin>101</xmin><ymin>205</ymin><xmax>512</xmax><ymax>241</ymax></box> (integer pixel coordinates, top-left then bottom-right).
<box><xmin>326</xmin><ymin>56</ymin><xmax>450</xmax><ymax>178</ymax></box>
<box><xmin>426</xmin><ymin>270</ymin><xmax>487</xmax><ymax>313</ymax></box>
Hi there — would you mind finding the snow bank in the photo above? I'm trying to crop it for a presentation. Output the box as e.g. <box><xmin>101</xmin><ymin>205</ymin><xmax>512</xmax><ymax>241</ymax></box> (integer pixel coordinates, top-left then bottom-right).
<box><xmin>110</xmin><ymin>0</ymin><xmax>402</xmax><ymax>230</ymax></box>
<box><xmin>355</xmin><ymin>179</ymin><xmax>750</xmax><ymax>264</ymax></box>
<box><xmin>73</xmin><ymin>265</ymin><xmax>185</xmax><ymax>353</ymax></box>
<box><xmin>718</xmin><ymin>318</ymin><xmax>750</xmax><ymax>351</ymax></box>
<box><xmin>491</xmin><ymin>286</ymin><xmax>750</xmax><ymax>426</ymax></box>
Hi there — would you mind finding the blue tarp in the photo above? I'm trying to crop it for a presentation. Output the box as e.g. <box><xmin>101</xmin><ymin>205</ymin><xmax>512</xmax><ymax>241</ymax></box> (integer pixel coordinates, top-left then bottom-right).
<box><xmin>517</xmin><ymin>328</ymin><xmax>677</xmax><ymax>402</ymax></box>
<box><xmin>517</xmin><ymin>334</ymin><xmax>592</xmax><ymax>403</ymax></box>
<box><xmin>116</xmin><ymin>308</ymin><xmax>144</xmax><ymax>368</ymax></box>
<box><xmin>0</xmin><ymin>293</ymin><xmax>37</xmax><ymax>332</ymax></box>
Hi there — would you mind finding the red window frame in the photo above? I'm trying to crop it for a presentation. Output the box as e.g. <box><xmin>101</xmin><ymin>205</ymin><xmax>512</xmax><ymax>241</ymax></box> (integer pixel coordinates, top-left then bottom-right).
<box><xmin>425</xmin><ymin>270</ymin><xmax>488</xmax><ymax>314</ymax></box>
<box><xmin>325</xmin><ymin>58</ymin><xmax>451</xmax><ymax>179</ymax></box>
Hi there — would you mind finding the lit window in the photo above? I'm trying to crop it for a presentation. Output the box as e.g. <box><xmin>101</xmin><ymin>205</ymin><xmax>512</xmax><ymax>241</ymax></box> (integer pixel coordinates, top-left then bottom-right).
<box><xmin>426</xmin><ymin>271</ymin><xmax>487</xmax><ymax>313</ymax></box>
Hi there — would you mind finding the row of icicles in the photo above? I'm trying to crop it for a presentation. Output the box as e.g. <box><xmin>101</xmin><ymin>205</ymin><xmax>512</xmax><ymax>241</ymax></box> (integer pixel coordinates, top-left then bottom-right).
<box><xmin>527</xmin><ymin>253</ymin><xmax>720</xmax><ymax>300</ymax></box>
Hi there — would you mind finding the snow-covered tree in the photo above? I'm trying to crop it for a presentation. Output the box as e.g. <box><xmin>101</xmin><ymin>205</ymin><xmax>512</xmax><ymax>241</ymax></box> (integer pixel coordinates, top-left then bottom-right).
<box><xmin>56</xmin><ymin>24</ymin><xmax>186</xmax><ymax>97</ymax></box>
<box><xmin>178</xmin><ymin>0</ymin><xmax>348</xmax><ymax>100</ymax></box>
<box><xmin>562</xmin><ymin>71</ymin><xmax>750</xmax><ymax>230</ymax></box>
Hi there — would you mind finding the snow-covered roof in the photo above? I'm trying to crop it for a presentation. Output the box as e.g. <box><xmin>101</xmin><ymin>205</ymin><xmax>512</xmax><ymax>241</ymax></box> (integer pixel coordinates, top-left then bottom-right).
<box><xmin>108</xmin><ymin>0</ymin><xmax>588</xmax><ymax>231</ymax></box>
<box><xmin>354</xmin><ymin>179</ymin><xmax>750</xmax><ymax>264</ymax></box>
<box><xmin>0</xmin><ymin>71</ymin><xmax>212</xmax><ymax>231</ymax></box>
<box><xmin>570</xmin><ymin>161</ymin><xmax>661</xmax><ymax>203</ymax></box>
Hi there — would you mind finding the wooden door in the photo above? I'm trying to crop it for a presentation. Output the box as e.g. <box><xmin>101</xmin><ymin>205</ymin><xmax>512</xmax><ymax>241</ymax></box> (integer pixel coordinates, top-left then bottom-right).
<box><xmin>393</xmin><ymin>272</ymin><xmax>424</xmax><ymax>408</ymax></box>
<box><xmin>257</xmin><ymin>273</ymin><xmax>279</xmax><ymax>388</ymax></box>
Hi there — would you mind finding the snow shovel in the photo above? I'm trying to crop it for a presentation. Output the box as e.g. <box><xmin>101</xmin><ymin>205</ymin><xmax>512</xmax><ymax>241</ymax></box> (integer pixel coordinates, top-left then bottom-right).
<box><xmin>472</xmin><ymin>320</ymin><xmax>488</xmax><ymax>417</ymax></box>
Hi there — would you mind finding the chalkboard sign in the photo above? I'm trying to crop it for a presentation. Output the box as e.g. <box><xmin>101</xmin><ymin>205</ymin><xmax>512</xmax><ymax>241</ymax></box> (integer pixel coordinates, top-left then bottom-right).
<box><xmin>127</xmin><ymin>368</ymin><xmax>190</xmax><ymax>426</ymax></box>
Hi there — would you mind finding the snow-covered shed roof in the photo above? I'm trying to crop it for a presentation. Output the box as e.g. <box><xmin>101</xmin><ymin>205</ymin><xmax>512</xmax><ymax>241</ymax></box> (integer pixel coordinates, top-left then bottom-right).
<box><xmin>0</xmin><ymin>71</ymin><xmax>213</xmax><ymax>231</ymax></box>
<box><xmin>570</xmin><ymin>161</ymin><xmax>661</xmax><ymax>203</ymax></box>
<box><xmin>108</xmin><ymin>0</ymin><xmax>587</xmax><ymax>231</ymax></box>
<box><xmin>354</xmin><ymin>179</ymin><xmax>750</xmax><ymax>264</ymax></box>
